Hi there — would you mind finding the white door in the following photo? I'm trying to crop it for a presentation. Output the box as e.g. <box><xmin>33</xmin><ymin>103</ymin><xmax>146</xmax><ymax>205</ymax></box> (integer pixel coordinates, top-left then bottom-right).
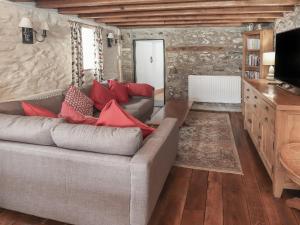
<box><xmin>135</xmin><ymin>40</ymin><xmax>165</xmax><ymax>106</ymax></box>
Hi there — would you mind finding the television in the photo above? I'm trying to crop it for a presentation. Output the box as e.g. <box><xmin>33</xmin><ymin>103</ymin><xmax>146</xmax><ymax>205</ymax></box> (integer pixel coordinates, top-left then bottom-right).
<box><xmin>275</xmin><ymin>28</ymin><xmax>300</xmax><ymax>93</ymax></box>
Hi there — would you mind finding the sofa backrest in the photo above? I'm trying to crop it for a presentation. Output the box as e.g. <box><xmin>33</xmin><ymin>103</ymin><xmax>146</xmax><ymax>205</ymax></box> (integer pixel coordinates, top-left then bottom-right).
<box><xmin>0</xmin><ymin>89</ymin><xmax>65</xmax><ymax>115</ymax></box>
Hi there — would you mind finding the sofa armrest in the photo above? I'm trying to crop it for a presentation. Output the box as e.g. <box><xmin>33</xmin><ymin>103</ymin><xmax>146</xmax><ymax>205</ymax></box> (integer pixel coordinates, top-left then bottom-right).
<box><xmin>130</xmin><ymin>118</ymin><xmax>179</xmax><ymax>225</ymax></box>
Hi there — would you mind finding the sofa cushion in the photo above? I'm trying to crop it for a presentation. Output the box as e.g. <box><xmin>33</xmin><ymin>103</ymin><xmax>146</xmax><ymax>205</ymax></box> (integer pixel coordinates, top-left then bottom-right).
<box><xmin>22</xmin><ymin>102</ymin><xmax>57</xmax><ymax>118</ymax></box>
<box><xmin>126</xmin><ymin>83</ymin><xmax>154</xmax><ymax>97</ymax></box>
<box><xmin>60</xmin><ymin>101</ymin><xmax>98</xmax><ymax>125</ymax></box>
<box><xmin>65</xmin><ymin>86</ymin><xmax>94</xmax><ymax>116</ymax></box>
<box><xmin>90</xmin><ymin>80</ymin><xmax>115</xmax><ymax>111</ymax></box>
<box><xmin>0</xmin><ymin>113</ymin><xmax>64</xmax><ymax>146</ymax></box>
<box><xmin>97</xmin><ymin>100</ymin><xmax>155</xmax><ymax>138</ymax></box>
<box><xmin>51</xmin><ymin>123</ymin><xmax>143</xmax><ymax>156</ymax></box>
<box><xmin>122</xmin><ymin>97</ymin><xmax>154</xmax><ymax>121</ymax></box>
<box><xmin>109</xmin><ymin>80</ymin><xmax>129</xmax><ymax>103</ymax></box>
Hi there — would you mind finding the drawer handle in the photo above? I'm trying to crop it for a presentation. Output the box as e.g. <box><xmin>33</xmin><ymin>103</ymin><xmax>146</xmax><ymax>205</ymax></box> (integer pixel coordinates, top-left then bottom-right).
<box><xmin>258</xmin><ymin>136</ymin><xmax>262</xmax><ymax>140</ymax></box>
<box><xmin>248</xmin><ymin>119</ymin><xmax>252</xmax><ymax>124</ymax></box>
<box><xmin>254</xmin><ymin>104</ymin><xmax>257</xmax><ymax>108</ymax></box>
<box><xmin>246</xmin><ymin>96</ymin><xmax>249</xmax><ymax>99</ymax></box>
<box><xmin>265</xmin><ymin>106</ymin><xmax>269</xmax><ymax>111</ymax></box>
<box><xmin>254</xmin><ymin>96</ymin><xmax>258</xmax><ymax>99</ymax></box>
<box><xmin>247</xmin><ymin>88</ymin><xmax>250</xmax><ymax>92</ymax></box>
<box><xmin>265</xmin><ymin>117</ymin><xmax>268</xmax><ymax>122</ymax></box>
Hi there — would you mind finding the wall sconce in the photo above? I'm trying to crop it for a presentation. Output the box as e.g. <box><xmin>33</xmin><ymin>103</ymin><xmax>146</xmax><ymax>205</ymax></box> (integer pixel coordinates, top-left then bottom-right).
<box><xmin>19</xmin><ymin>17</ymin><xmax>49</xmax><ymax>44</ymax></box>
<box><xmin>107</xmin><ymin>32</ymin><xmax>114</xmax><ymax>48</ymax></box>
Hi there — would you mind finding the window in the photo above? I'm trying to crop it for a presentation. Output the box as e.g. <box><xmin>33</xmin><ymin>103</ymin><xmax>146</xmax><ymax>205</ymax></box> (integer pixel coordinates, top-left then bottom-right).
<box><xmin>81</xmin><ymin>27</ymin><xmax>95</xmax><ymax>70</ymax></box>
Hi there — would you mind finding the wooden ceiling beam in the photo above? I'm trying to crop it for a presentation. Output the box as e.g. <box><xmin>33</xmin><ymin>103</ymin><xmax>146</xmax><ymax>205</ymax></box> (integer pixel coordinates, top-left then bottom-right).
<box><xmin>79</xmin><ymin>6</ymin><xmax>294</xmax><ymax>19</ymax></box>
<box><xmin>58</xmin><ymin>1</ymin><xmax>298</xmax><ymax>14</ymax></box>
<box><xmin>109</xmin><ymin>18</ymin><xmax>275</xmax><ymax>26</ymax></box>
<box><xmin>96</xmin><ymin>13</ymin><xmax>283</xmax><ymax>23</ymax></box>
<box><xmin>119</xmin><ymin>23</ymin><xmax>244</xmax><ymax>28</ymax></box>
<box><xmin>36</xmin><ymin>0</ymin><xmax>230</xmax><ymax>8</ymax></box>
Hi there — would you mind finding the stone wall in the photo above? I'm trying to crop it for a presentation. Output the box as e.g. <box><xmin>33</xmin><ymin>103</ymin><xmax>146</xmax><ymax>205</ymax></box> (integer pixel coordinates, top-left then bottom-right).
<box><xmin>121</xmin><ymin>27</ymin><xmax>245</xmax><ymax>100</ymax></box>
<box><xmin>275</xmin><ymin>6</ymin><xmax>300</xmax><ymax>33</ymax></box>
<box><xmin>0</xmin><ymin>0</ymin><xmax>120</xmax><ymax>101</ymax></box>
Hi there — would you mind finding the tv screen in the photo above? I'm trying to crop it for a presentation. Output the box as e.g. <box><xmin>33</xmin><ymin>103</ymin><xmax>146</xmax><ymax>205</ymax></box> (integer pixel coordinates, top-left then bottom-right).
<box><xmin>275</xmin><ymin>28</ymin><xmax>300</xmax><ymax>88</ymax></box>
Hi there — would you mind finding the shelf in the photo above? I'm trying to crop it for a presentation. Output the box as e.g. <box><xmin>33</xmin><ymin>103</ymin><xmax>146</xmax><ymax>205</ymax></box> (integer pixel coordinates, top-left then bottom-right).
<box><xmin>245</xmin><ymin>66</ymin><xmax>260</xmax><ymax>71</ymax></box>
<box><xmin>247</xmin><ymin>49</ymin><xmax>260</xmax><ymax>52</ymax></box>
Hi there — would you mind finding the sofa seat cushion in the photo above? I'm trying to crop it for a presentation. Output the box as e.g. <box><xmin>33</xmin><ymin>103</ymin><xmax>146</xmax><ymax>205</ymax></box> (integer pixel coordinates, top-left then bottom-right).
<box><xmin>0</xmin><ymin>113</ymin><xmax>64</xmax><ymax>146</ymax></box>
<box><xmin>121</xmin><ymin>97</ymin><xmax>153</xmax><ymax>121</ymax></box>
<box><xmin>51</xmin><ymin>123</ymin><xmax>143</xmax><ymax>156</ymax></box>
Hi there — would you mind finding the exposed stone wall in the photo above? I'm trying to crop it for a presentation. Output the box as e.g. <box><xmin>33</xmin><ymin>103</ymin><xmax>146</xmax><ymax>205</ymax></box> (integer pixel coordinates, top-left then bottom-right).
<box><xmin>275</xmin><ymin>6</ymin><xmax>300</xmax><ymax>33</ymax></box>
<box><xmin>0</xmin><ymin>0</ymin><xmax>120</xmax><ymax>101</ymax></box>
<box><xmin>121</xmin><ymin>27</ymin><xmax>245</xmax><ymax>100</ymax></box>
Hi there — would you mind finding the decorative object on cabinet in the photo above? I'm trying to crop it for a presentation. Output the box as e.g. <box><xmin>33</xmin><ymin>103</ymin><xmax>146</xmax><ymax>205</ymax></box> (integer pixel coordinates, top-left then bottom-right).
<box><xmin>263</xmin><ymin>52</ymin><xmax>275</xmax><ymax>81</ymax></box>
<box><xmin>243</xmin><ymin>78</ymin><xmax>300</xmax><ymax>198</ymax></box>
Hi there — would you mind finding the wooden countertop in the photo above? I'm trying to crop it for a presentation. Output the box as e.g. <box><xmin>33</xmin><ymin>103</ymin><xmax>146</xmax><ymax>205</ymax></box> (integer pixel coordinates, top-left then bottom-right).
<box><xmin>244</xmin><ymin>78</ymin><xmax>300</xmax><ymax>111</ymax></box>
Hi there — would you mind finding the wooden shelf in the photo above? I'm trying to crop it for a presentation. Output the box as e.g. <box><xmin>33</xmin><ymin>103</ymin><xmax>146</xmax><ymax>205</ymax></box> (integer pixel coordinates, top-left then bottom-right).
<box><xmin>245</xmin><ymin>66</ymin><xmax>259</xmax><ymax>71</ymax></box>
<box><xmin>246</xmin><ymin>49</ymin><xmax>260</xmax><ymax>53</ymax></box>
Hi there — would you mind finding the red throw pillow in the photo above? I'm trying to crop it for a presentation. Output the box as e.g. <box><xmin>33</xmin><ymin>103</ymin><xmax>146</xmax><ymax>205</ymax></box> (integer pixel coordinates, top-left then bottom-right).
<box><xmin>97</xmin><ymin>99</ymin><xmax>155</xmax><ymax>138</ymax></box>
<box><xmin>109</xmin><ymin>80</ymin><xmax>129</xmax><ymax>103</ymax></box>
<box><xmin>22</xmin><ymin>101</ymin><xmax>57</xmax><ymax>118</ymax></box>
<box><xmin>59</xmin><ymin>101</ymin><xmax>98</xmax><ymax>125</ymax></box>
<box><xmin>65</xmin><ymin>85</ymin><xmax>94</xmax><ymax>116</ymax></box>
<box><xmin>126</xmin><ymin>83</ymin><xmax>154</xmax><ymax>97</ymax></box>
<box><xmin>90</xmin><ymin>80</ymin><xmax>115</xmax><ymax>111</ymax></box>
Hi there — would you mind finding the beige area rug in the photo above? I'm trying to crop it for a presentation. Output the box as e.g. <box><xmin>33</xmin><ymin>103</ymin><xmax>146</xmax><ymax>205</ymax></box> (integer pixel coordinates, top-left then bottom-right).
<box><xmin>175</xmin><ymin>111</ymin><xmax>243</xmax><ymax>175</ymax></box>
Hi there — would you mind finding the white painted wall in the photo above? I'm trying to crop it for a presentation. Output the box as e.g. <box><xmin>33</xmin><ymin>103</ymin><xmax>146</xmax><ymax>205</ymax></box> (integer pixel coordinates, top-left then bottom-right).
<box><xmin>135</xmin><ymin>40</ymin><xmax>164</xmax><ymax>90</ymax></box>
<box><xmin>0</xmin><ymin>0</ymin><xmax>120</xmax><ymax>101</ymax></box>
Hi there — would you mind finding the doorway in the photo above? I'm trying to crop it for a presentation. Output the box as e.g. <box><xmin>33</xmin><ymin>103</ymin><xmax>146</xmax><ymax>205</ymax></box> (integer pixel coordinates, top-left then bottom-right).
<box><xmin>134</xmin><ymin>40</ymin><xmax>165</xmax><ymax>107</ymax></box>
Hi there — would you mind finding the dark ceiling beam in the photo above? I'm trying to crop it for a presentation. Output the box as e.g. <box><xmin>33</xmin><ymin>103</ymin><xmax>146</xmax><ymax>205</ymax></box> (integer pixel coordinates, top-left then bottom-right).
<box><xmin>57</xmin><ymin>1</ymin><xmax>298</xmax><ymax>15</ymax></box>
<box><xmin>36</xmin><ymin>0</ymin><xmax>227</xmax><ymax>8</ymax></box>
<box><xmin>79</xmin><ymin>6</ymin><xmax>294</xmax><ymax>19</ymax></box>
<box><xmin>119</xmin><ymin>23</ymin><xmax>244</xmax><ymax>28</ymax></box>
<box><xmin>108</xmin><ymin>18</ymin><xmax>275</xmax><ymax>26</ymax></box>
<box><xmin>96</xmin><ymin>13</ymin><xmax>283</xmax><ymax>23</ymax></box>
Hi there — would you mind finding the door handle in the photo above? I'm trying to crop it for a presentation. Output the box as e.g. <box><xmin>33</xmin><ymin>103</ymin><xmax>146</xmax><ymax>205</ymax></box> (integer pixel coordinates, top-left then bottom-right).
<box><xmin>150</xmin><ymin>56</ymin><xmax>153</xmax><ymax>63</ymax></box>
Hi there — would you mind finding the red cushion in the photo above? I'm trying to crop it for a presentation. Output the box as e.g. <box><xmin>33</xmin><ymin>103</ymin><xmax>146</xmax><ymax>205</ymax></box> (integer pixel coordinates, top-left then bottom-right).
<box><xmin>126</xmin><ymin>83</ymin><xmax>154</xmax><ymax>97</ymax></box>
<box><xmin>65</xmin><ymin>85</ymin><xmax>94</xmax><ymax>116</ymax></box>
<box><xmin>90</xmin><ymin>80</ymin><xmax>115</xmax><ymax>111</ymax></box>
<box><xmin>109</xmin><ymin>80</ymin><xmax>129</xmax><ymax>103</ymax></box>
<box><xmin>97</xmin><ymin>99</ymin><xmax>155</xmax><ymax>138</ymax></box>
<box><xmin>22</xmin><ymin>102</ymin><xmax>57</xmax><ymax>118</ymax></box>
<box><xmin>59</xmin><ymin>101</ymin><xmax>98</xmax><ymax>125</ymax></box>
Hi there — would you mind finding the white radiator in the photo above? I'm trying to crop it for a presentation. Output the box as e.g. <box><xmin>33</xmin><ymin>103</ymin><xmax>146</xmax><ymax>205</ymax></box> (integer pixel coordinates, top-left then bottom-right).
<box><xmin>188</xmin><ymin>75</ymin><xmax>241</xmax><ymax>103</ymax></box>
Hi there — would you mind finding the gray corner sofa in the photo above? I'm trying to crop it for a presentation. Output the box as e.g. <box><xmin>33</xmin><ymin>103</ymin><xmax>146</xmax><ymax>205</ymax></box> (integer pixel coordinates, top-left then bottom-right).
<box><xmin>0</xmin><ymin>85</ymin><xmax>179</xmax><ymax>225</ymax></box>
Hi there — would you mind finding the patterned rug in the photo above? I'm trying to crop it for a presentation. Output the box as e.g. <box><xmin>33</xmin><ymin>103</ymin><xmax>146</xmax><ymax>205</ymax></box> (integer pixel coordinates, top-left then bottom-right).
<box><xmin>175</xmin><ymin>111</ymin><xmax>243</xmax><ymax>175</ymax></box>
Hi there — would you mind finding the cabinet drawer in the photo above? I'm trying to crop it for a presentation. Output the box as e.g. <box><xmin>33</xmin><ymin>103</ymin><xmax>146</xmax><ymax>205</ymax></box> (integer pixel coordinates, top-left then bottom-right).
<box><xmin>260</xmin><ymin>100</ymin><xmax>275</xmax><ymax>132</ymax></box>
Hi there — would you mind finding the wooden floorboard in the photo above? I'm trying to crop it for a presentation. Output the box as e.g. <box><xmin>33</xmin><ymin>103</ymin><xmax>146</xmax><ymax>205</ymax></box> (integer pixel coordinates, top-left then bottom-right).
<box><xmin>0</xmin><ymin>112</ymin><xmax>300</xmax><ymax>225</ymax></box>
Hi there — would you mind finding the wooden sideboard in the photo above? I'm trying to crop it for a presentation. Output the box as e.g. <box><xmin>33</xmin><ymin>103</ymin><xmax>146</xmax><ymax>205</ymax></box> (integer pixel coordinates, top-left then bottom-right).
<box><xmin>243</xmin><ymin>78</ymin><xmax>300</xmax><ymax>197</ymax></box>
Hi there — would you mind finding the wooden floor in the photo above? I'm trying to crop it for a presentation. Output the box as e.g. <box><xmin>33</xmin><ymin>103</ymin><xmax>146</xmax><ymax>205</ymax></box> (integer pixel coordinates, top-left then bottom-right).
<box><xmin>1</xmin><ymin>112</ymin><xmax>300</xmax><ymax>225</ymax></box>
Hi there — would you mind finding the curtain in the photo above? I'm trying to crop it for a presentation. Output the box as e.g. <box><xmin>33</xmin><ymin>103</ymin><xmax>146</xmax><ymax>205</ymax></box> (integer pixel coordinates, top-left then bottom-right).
<box><xmin>70</xmin><ymin>21</ymin><xmax>84</xmax><ymax>87</ymax></box>
<box><xmin>94</xmin><ymin>26</ymin><xmax>104</xmax><ymax>81</ymax></box>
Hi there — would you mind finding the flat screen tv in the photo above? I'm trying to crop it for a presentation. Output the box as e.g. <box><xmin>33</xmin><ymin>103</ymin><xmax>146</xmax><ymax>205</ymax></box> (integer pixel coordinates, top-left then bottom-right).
<box><xmin>275</xmin><ymin>28</ymin><xmax>300</xmax><ymax>89</ymax></box>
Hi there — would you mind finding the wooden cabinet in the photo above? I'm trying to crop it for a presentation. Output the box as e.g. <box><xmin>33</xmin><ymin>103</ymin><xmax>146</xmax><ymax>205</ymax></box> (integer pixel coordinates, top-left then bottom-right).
<box><xmin>243</xmin><ymin>78</ymin><xmax>300</xmax><ymax>197</ymax></box>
